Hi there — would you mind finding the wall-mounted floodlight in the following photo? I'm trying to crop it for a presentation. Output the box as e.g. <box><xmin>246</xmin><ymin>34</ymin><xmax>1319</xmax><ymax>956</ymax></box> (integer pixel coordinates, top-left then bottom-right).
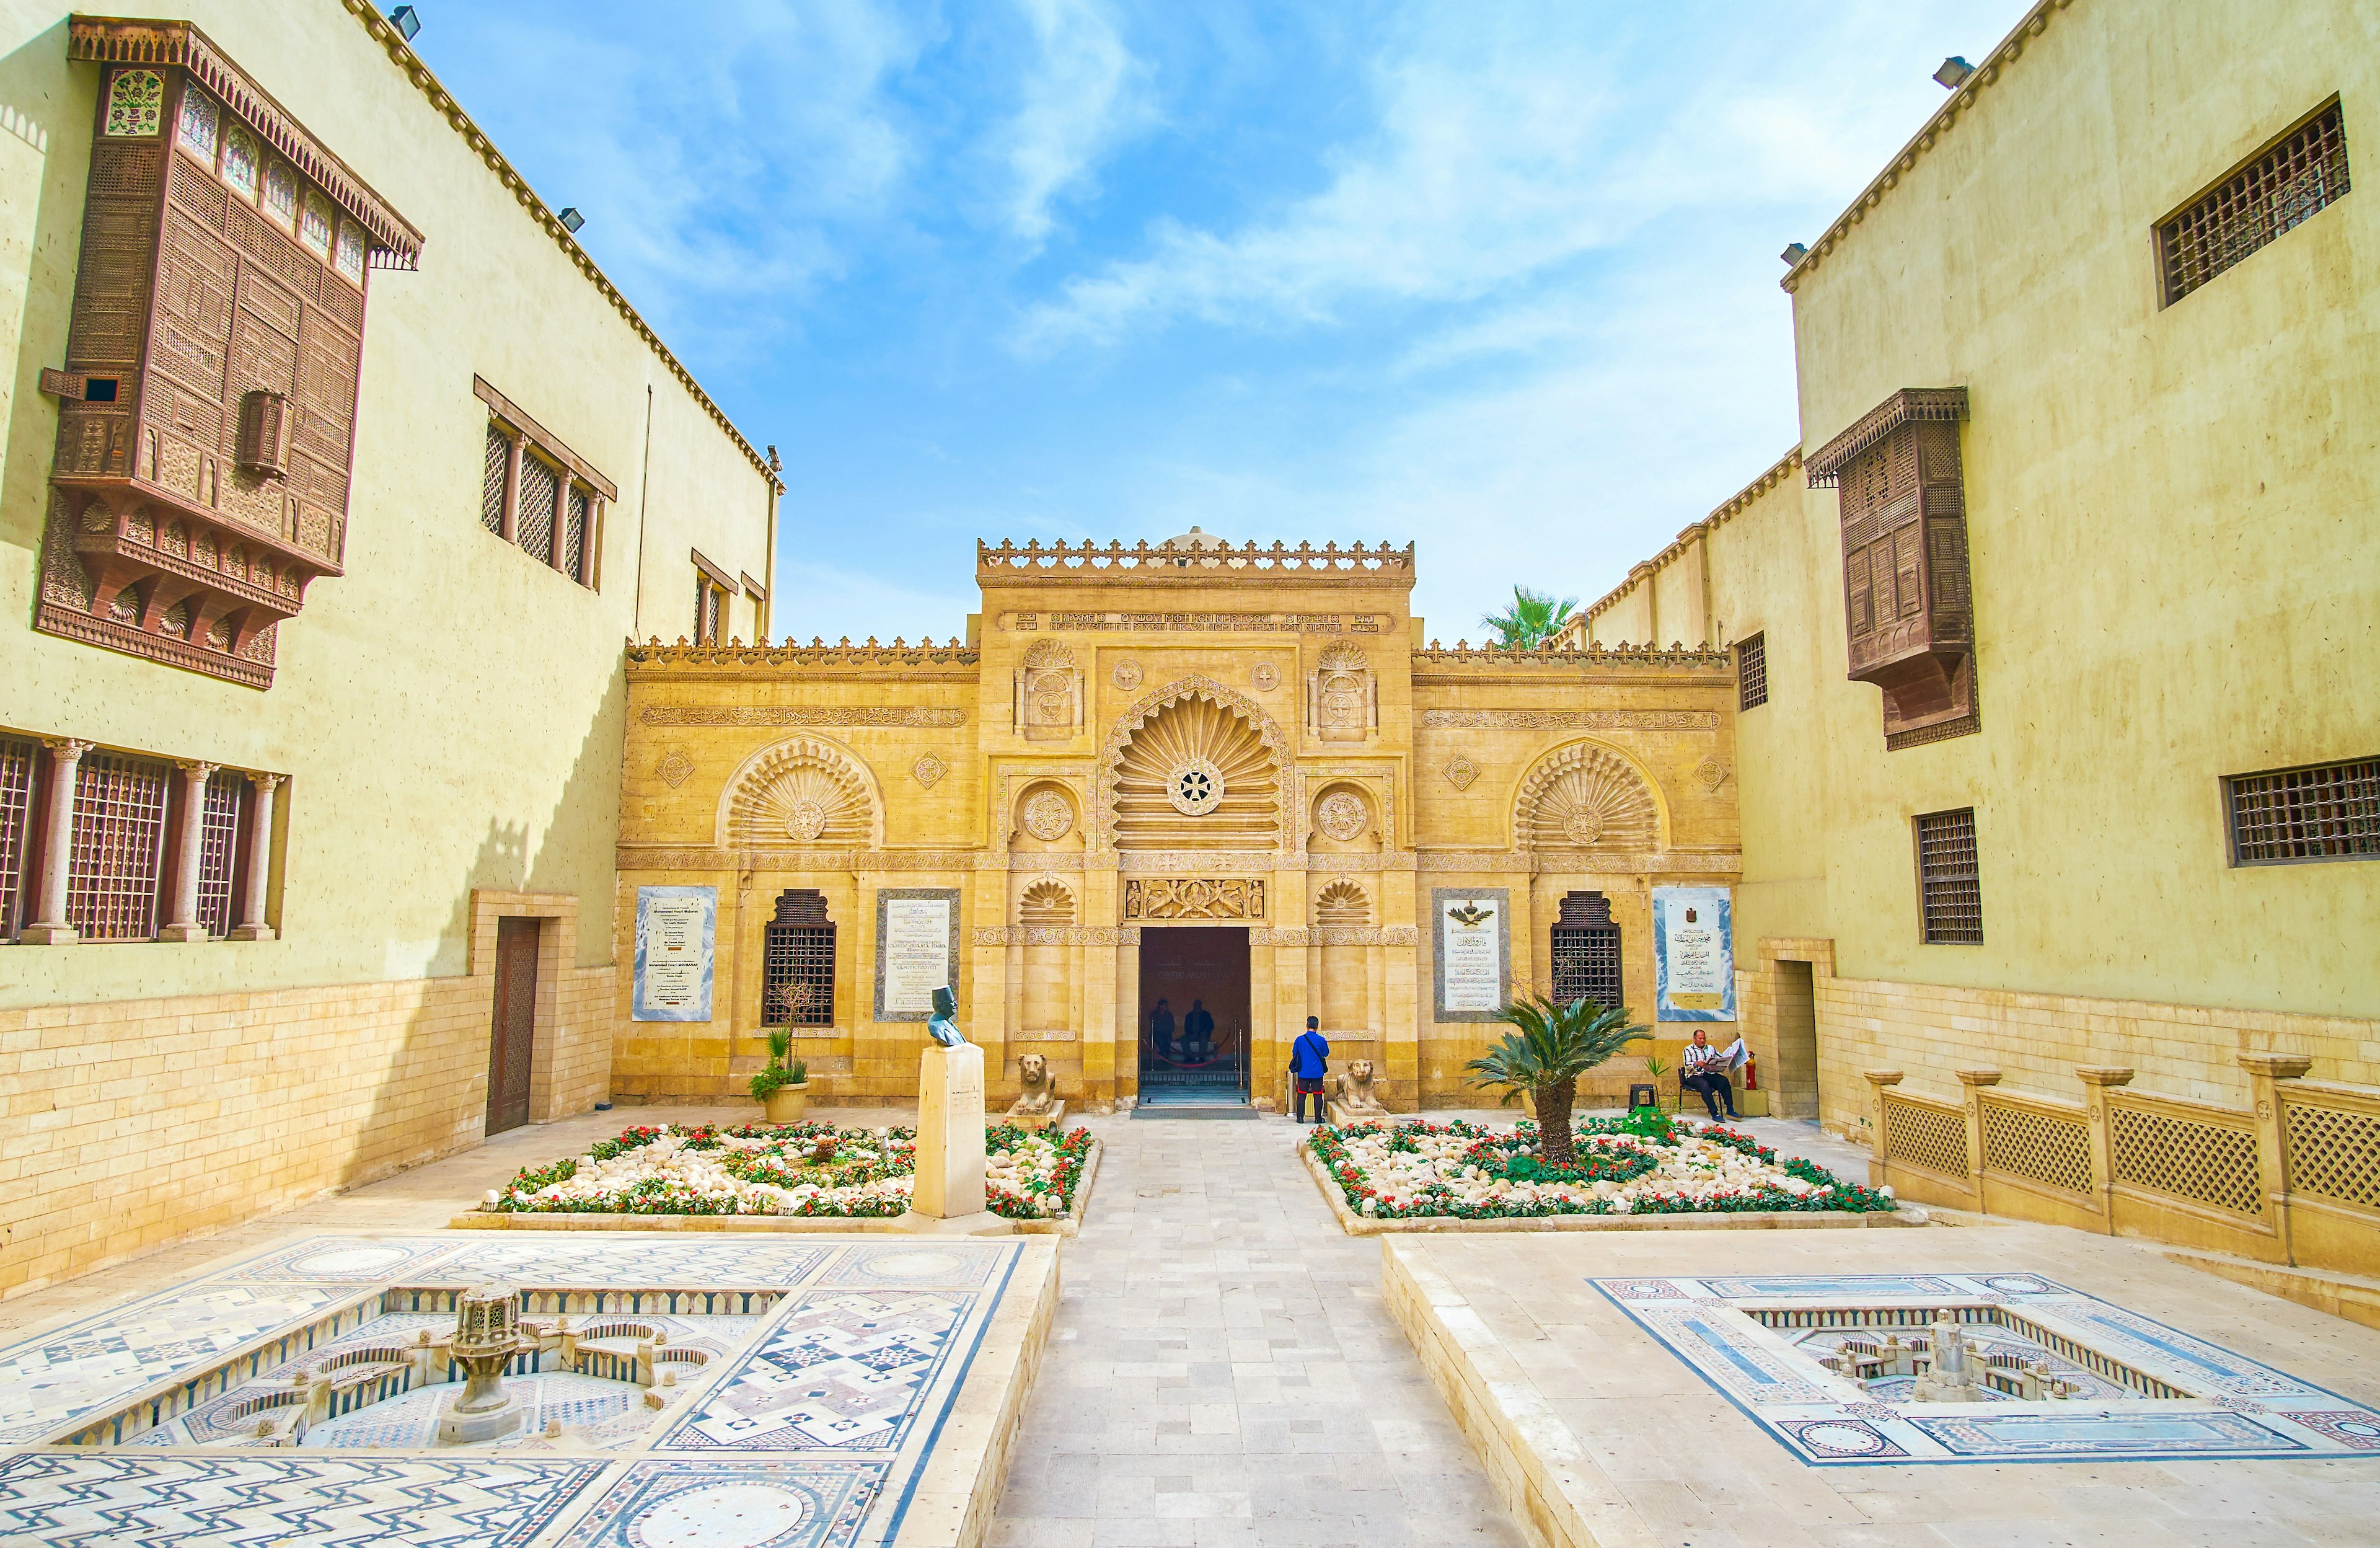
<box><xmin>1934</xmin><ymin>56</ymin><xmax>1973</xmax><ymax>89</ymax></box>
<box><xmin>388</xmin><ymin>6</ymin><xmax>421</xmax><ymax>42</ymax></box>
<box><xmin>1780</xmin><ymin>242</ymin><xmax>1809</xmax><ymax>266</ymax></box>
<box><xmin>558</xmin><ymin>208</ymin><xmax>585</xmax><ymax>234</ymax></box>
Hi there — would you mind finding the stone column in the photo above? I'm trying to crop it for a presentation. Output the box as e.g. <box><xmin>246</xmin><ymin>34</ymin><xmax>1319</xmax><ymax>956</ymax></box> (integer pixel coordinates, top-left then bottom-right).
<box><xmin>2076</xmin><ymin>1066</ymin><xmax>2135</xmax><ymax>1234</ymax></box>
<box><xmin>1859</xmin><ymin>1068</ymin><xmax>1902</xmax><ymax>1190</ymax></box>
<box><xmin>900</xmin><ymin>1042</ymin><xmax>1010</xmax><ymax>1236</ymax></box>
<box><xmin>229</xmin><ymin>772</ymin><xmax>281</xmax><ymax>942</ymax></box>
<box><xmin>158</xmin><ymin>761</ymin><xmax>221</xmax><ymax>942</ymax></box>
<box><xmin>2240</xmin><ymin>1051</ymin><xmax>2314</xmax><ymax>1264</ymax></box>
<box><xmin>20</xmin><ymin>738</ymin><xmax>93</xmax><ymax>944</ymax></box>
<box><xmin>1955</xmin><ymin>1067</ymin><xmax>2001</xmax><ymax>1212</ymax></box>
<box><xmin>499</xmin><ymin>435</ymin><xmax>524</xmax><ymax>542</ymax></box>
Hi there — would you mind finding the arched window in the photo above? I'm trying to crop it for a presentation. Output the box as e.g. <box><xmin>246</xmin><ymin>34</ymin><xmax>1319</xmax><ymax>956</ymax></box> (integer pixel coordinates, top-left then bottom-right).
<box><xmin>1550</xmin><ymin>890</ymin><xmax>1621</xmax><ymax>1009</ymax></box>
<box><xmin>762</xmin><ymin>888</ymin><xmax>835</xmax><ymax>1027</ymax></box>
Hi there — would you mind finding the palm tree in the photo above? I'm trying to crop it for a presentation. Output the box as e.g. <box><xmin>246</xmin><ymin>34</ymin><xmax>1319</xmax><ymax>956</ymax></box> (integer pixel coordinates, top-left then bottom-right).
<box><xmin>1478</xmin><ymin>586</ymin><xmax>1580</xmax><ymax>650</ymax></box>
<box><xmin>1463</xmin><ymin>996</ymin><xmax>1652</xmax><ymax>1164</ymax></box>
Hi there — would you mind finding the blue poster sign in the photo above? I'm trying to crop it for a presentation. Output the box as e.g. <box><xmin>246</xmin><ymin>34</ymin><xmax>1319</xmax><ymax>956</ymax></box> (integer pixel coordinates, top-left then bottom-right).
<box><xmin>1653</xmin><ymin>885</ymin><xmax>1734</xmax><ymax>1022</ymax></box>
<box><xmin>633</xmin><ymin>885</ymin><xmax>716</xmax><ymax>1022</ymax></box>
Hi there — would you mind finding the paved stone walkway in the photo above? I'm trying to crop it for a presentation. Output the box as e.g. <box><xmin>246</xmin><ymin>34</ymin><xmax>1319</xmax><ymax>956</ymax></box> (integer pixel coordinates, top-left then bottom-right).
<box><xmin>991</xmin><ymin>1108</ymin><xmax>1528</xmax><ymax>1548</ymax></box>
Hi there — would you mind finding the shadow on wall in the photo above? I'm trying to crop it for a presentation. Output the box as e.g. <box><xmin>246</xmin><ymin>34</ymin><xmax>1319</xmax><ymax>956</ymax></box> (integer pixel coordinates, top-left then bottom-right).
<box><xmin>335</xmin><ymin>664</ymin><xmax>627</xmax><ymax>1189</ymax></box>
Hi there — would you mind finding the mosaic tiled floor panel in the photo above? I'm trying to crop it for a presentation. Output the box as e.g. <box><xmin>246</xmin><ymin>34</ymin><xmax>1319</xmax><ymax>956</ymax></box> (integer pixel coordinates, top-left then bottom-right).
<box><xmin>0</xmin><ymin>1234</ymin><xmax>1026</xmax><ymax>1547</ymax></box>
<box><xmin>1594</xmin><ymin>1272</ymin><xmax>2380</xmax><ymax>1465</ymax></box>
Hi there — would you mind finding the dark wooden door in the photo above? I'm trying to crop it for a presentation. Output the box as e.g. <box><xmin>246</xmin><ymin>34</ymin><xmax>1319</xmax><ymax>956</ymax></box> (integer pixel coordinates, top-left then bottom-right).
<box><xmin>487</xmin><ymin>917</ymin><xmax>540</xmax><ymax>1136</ymax></box>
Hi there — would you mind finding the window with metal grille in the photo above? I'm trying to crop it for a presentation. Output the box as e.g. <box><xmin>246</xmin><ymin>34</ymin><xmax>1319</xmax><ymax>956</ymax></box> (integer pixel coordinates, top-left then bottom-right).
<box><xmin>0</xmin><ymin>736</ymin><xmax>35</xmax><ymax>938</ymax></box>
<box><xmin>67</xmin><ymin>751</ymin><xmax>171</xmax><ymax>941</ymax></box>
<box><xmin>516</xmin><ymin>454</ymin><xmax>558</xmax><ymax>564</ymax></box>
<box><xmin>1549</xmin><ymin>890</ymin><xmax>1623</xmax><ymax>1007</ymax></box>
<box><xmin>697</xmin><ymin>575</ymin><xmax>728</xmax><ymax>645</ymax></box>
<box><xmin>480</xmin><ymin>423</ymin><xmax>510</xmax><ymax>536</ymax></box>
<box><xmin>2228</xmin><ymin>757</ymin><xmax>2378</xmax><ymax>865</ymax></box>
<box><xmin>1915</xmin><ymin>808</ymin><xmax>1983</xmax><ymax>944</ymax></box>
<box><xmin>2160</xmin><ymin>100</ymin><xmax>2350</xmax><ymax>306</ymax></box>
<box><xmin>1737</xmin><ymin>632</ymin><xmax>1768</xmax><ymax>712</ymax></box>
<box><xmin>195</xmin><ymin>768</ymin><xmax>244</xmax><ymax>937</ymax></box>
<box><xmin>761</xmin><ymin>888</ymin><xmax>836</xmax><ymax>1027</ymax></box>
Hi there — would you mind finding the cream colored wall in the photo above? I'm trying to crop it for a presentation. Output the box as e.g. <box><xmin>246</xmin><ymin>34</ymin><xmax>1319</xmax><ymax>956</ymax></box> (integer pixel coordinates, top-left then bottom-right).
<box><xmin>0</xmin><ymin>0</ymin><xmax>775</xmax><ymax>1010</ymax></box>
<box><xmin>1776</xmin><ymin>0</ymin><xmax>2378</xmax><ymax>1024</ymax></box>
<box><xmin>1582</xmin><ymin>0</ymin><xmax>2379</xmax><ymax>1120</ymax></box>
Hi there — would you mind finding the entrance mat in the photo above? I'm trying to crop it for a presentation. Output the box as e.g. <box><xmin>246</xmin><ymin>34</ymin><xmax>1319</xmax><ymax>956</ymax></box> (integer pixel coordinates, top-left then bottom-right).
<box><xmin>1132</xmin><ymin>1105</ymin><xmax>1259</xmax><ymax>1121</ymax></box>
<box><xmin>1593</xmin><ymin>1272</ymin><xmax>2380</xmax><ymax>1464</ymax></box>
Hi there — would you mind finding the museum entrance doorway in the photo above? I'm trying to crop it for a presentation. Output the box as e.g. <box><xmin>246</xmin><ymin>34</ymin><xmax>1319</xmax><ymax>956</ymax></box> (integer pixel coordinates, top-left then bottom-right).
<box><xmin>1137</xmin><ymin>926</ymin><xmax>1250</xmax><ymax>1107</ymax></box>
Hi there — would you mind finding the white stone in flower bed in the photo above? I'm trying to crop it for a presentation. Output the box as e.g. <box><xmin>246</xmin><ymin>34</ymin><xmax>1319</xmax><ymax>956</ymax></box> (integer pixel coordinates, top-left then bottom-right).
<box><xmin>1311</xmin><ymin>1117</ymin><xmax>1895</xmax><ymax>1220</ymax></box>
<box><xmin>491</xmin><ymin>1123</ymin><xmax>1089</xmax><ymax>1220</ymax></box>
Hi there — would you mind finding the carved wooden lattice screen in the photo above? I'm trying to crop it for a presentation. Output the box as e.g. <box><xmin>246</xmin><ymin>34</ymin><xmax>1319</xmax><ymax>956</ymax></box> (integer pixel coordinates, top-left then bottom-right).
<box><xmin>66</xmin><ymin>751</ymin><xmax>171</xmax><ymax>940</ymax></box>
<box><xmin>1549</xmin><ymin>890</ymin><xmax>1623</xmax><ymax>1008</ymax></box>
<box><xmin>479</xmin><ymin>423</ymin><xmax>509</xmax><ymax>536</ymax></box>
<box><xmin>516</xmin><ymin>455</ymin><xmax>558</xmax><ymax>566</ymax></box>
<box><xmin>762</xmin><ymin>888</ymin><xmax>836</xmax><ymax>1027</ymax></box>
<box><xmin>0</xmin><ymin>737</ymin><xmax>34</xmax><ymax>938</ymax></box>
<box><xmin>563</xmin><ymin>487</ymin><xmax>589</xmax><ymax>582</ymax></box>
<box><xmin>2227</xmin><ymin>757</ymin><xmax>2378</xmax><ymax>865</ymax></box>
<box><xmin>195</xmin><ymin>767</ymin><xmax>243</xmax><ymax>937</ymax></box>
<box><xmin>2161</xmin><ymin>100</ymin><xmax>2350</xmax><ymax>306</ymax></box>
<box><xmin>1736</xmin><ymin>633</ymin><xmax>1767</xmax><ymax>711</ymax></box>
<box><xmin>1916</xmin><ymin>808</ymin><xmax>1983</xmax><ymax>944</ymax></box>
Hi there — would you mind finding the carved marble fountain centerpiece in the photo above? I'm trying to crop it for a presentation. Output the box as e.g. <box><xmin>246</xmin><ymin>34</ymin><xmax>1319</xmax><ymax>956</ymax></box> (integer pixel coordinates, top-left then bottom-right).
<box><xmin>436</xmin><ymin>1283</ymin><xmax>524</xmax><ymax>1444</ymax></box>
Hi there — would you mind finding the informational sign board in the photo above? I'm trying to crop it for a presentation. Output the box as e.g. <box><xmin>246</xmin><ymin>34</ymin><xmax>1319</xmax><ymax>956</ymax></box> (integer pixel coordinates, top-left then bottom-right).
<box><xmin>633</xmin><ymin>885</ymin><xmax>715</xmax><ymax>1022</ymax></box>
<box><xmin>1432</xmin><ymin>887</ymin><xmax>1510</xmax><ymax>1021</ymax></box>
<box><xmin>875</xmin><ymin>887</ymin><xmax>960</xmax><ymax>1022</ymax></box>
<box><xmin>1654</xmin><ymin>885</ymin><xmax>1735</xmax><ymax>1022</ymax></box>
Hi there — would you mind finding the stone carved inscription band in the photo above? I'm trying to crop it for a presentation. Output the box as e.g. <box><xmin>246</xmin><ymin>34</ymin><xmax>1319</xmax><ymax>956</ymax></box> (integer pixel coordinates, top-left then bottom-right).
<box><xmin>1005</xmin><ymin>612</ymin><xmax>1386</xmax><ymax>634</ymax></box>
<box><xmin>1124</xmin><ymin>878</ymin><xmax>1266</xmax><ymax>921</ymax></box>
<box><xmin>641</xmin><ymin>705</ymin><xmax>966</xmax><ymax>727</ymax></box>
<box><xmin>1419</xmin><ymin>709</ymin><xmax>1719</xmax><ymax>730</ymax></box>
<box><xmin>974</xmin><ymin>926</ymin><xmax>1141</xmax><ymax>945</ymax></box>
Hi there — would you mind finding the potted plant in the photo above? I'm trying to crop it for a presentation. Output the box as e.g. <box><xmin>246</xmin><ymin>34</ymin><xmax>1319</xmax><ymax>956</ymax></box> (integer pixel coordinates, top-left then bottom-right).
<box><xmin>751</xmin><ymin>1027</ymin><xmax>809</xmax><ymax>1124</ymax></box>
<box><xmin>1462</xmin><ymin>994</ymin><xmax>1651</xmax><ymax>1165</ymax></box>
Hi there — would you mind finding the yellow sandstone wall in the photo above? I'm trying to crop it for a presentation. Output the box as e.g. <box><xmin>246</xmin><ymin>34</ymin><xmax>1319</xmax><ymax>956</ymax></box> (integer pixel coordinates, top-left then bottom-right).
<box><xmin>1581</xmin><ymin>0</ymin><xmax>2380</xmax><ymax>1133</ymax></box>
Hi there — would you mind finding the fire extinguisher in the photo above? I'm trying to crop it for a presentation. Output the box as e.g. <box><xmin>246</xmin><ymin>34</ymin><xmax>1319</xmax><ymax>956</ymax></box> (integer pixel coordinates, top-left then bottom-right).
<box><xmin>1743</xmin><ymin>1053</ymin><xmax>1758</xmax><ymax>1091</ymax></box>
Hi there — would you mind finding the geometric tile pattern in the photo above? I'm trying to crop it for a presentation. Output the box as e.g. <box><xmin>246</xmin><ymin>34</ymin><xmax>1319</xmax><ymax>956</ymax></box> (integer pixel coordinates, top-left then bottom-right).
<box><xmin>665</xmin><ymin>1291</ymin><xmax>971</xmax><ymax>1451</ymax></box>
<box><xmin>553</xmin><ymin>1459</ymin><xmax>887</xmax><ymax>1548</ymax></box>
<box><xmin>1593</xmin><ymin>1273</ymin><xmax>2380</xmax><ymax>1465</ymax></box>
<box><xmin>0</xmin><ymin>1454</ymin><xmax>607</xmax><ymax>1547</ymax></box>
<box><xmin>0</xmin><ymin>1234</ymin><xmax>1026</xmax><ymax>1548</ymax></box>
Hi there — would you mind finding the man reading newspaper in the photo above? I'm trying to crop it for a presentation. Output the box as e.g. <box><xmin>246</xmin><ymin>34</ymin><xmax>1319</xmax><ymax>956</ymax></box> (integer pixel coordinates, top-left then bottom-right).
<box><xmin>1680</xmin><ymin>1027</ymin><xmax>1745</xmax><ymax>1122</ymax></box>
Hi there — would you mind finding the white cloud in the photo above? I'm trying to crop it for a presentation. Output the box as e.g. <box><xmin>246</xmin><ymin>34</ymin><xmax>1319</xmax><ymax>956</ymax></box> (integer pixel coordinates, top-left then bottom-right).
<box><xmin>996</xmin><ymin>0</ymin><xmax>1147</xmax><ymax>244</ymax></box>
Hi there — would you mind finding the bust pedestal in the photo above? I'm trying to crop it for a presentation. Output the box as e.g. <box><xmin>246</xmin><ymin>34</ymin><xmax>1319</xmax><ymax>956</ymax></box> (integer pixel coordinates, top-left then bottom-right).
<box><xmin>899</xmin><ymin>1042</ymin><xmax>1013</xmax><ymax>1236</ymax></box>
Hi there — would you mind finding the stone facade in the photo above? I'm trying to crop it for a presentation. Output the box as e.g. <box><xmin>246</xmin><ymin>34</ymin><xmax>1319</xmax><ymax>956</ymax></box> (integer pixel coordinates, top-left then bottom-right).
<box><xmin>614</xmin><ymin>540</ymin><xmax>1742</xmax><ymax>1110</ymax></box>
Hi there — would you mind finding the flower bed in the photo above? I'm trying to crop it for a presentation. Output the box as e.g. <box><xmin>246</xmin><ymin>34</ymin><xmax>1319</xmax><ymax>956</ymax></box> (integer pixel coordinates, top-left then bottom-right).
<box><xmin>490</xmin><ymin>1121</ymin><xmax>1093</xmax><ymax>1221</ymax></box>
<box><xmin>1310</xmin><ymin>1112</ymin><xmax>1896</xmax><ymax>1221</ymax></box>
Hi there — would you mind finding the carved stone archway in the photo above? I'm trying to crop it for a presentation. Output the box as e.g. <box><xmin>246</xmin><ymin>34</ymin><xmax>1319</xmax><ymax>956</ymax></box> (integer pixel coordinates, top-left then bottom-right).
<box><xmin>716</xmin><ymin>733</ymin><xmax>885</xmax><ymax>849</ymax></box>
<box><xmin>1095</xmin><ymin>676</ymin><xmax>1291</xmax><ymax>851</ymax></box>
<box><xmin>1511</xmin><ymin>740</ymin><xmax>1662</xmax><ymax>854</ymax></box>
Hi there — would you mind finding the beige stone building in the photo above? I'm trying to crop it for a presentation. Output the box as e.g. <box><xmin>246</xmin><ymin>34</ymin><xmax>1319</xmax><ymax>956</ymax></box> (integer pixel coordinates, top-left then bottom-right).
<box><xmin>0</xmin><ymin>4</ymin><xmax>775</xmax><ymax>1296</ymax></box>
<box><xmin>1569</xmin><ymin>0</ymin><xmax>2378</xmax><ymax>1268</ymax></box>
<box><xmin>614</xmin><ymin>536</ymin><xmax>1742</xmax><ymax>1113</ymax></box>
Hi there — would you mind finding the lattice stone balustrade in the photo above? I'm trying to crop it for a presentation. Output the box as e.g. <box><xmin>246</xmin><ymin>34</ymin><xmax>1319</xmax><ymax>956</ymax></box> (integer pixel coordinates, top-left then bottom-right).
<box><xmin>1862</xmin><ymin>1056</ymin><xmax>2380</xmax><ymax>1279</ymax></box>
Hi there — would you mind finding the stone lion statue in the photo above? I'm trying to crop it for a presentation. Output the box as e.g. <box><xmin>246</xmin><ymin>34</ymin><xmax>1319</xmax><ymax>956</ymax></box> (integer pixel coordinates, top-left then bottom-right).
<box><xmin>1009</xmin><ymin>1053</ymin><xmax>1060</xmax><ymax>1117</ymax></box>
<box><xmin>1334</xmin><ymin>1059</ymin><xmax>1388</xmax><ymax>1116</ymax></box>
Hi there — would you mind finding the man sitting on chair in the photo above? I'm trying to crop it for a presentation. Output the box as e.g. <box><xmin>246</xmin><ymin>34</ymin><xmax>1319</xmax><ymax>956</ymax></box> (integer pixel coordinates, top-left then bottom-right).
<box><xmin>1680</xmin><ymin>1028</ymin><xmax>1741</xmax><ymax>1122</ymax></box>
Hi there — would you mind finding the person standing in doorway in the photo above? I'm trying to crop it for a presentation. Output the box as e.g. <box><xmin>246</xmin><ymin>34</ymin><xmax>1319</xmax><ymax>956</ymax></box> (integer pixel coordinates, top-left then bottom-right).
<box><xmin>1680</xmin><ymin>1028</ymin><xmax>1741</xmax><ymax>1122</ymax></box>
<box><xmin>1150</xmin><ymin>997</ymin><xmax>1176</xmax><ymax>1062</ymax></box>
<box><xmin>1182</xmin><ymin>999</ymin><xmax>1215</xmax><ymax>1063</ymax></box>
<box><xmin>1290</xmin><ymin>1016</ymin><xmax>1330</xmax><ymax>1125</ymax></box>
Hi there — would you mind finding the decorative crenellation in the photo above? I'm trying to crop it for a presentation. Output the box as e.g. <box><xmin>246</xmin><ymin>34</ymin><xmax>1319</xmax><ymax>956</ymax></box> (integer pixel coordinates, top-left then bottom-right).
<box><xmin>1582</xmin><ymin>447</ymin><xmax>1804</xmax><ymax>629</ymax></box>
<box><xmin>1005</xmin><ymin>611</ymin><xmax>1390</xmax><ymax>633</ymax></box>
<box><xmin>1420</xmin><ymin>709</ymin><xmax>1721</xmax><ymax>730</ymax></box>
<box><xmin>1411</xmin><ymin>641</ymin><xmax>1732</xmax><ymax>666</ymax></box>
<box><xmin>979</xmin><ymin>537</ymin><xmax>1416</xmax><ymax>586</ymax></box>
<box><xmin>640</xmin><ymin>705</ymin><xmax>967</xmax><ymax>728</ymax></box>
<box><xmin>628</xmin><ymin>640</ymin><xmax>977</xmax><ymax>668</ymax></box>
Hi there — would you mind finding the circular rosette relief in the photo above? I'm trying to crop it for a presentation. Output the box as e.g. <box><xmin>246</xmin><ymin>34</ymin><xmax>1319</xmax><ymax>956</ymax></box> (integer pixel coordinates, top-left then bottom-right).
<box><xmin>1316</xmin><ymin>790</ymin><xmax>1370</xmax><ymax>843</ymax></box>
<box><xmin>1020</xmin><ymin>789</ymin><xmax>1075</xmax><ymax>842</ymax></box>
<box><xmin>1515</xmin><ymin>743</ymin><xmax>1659</xmax><ymax>852</ymax></box>
<box><xmin>1170</xmin><ymin>758</ymin><xmax>1225</xmax><ymax>816</ymax></box>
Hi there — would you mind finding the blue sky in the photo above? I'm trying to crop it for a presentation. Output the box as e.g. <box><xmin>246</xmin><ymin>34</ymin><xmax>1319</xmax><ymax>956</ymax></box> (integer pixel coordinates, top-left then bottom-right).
<box><xmin>412</xmin><ymin>1</ymin><xmax>2034</xmax><ymax>645</ymax></box>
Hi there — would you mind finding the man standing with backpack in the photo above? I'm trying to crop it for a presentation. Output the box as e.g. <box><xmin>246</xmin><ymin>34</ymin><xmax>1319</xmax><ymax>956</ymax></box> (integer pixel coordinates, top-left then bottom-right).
<box><xmin>1289</xmin><ymin>1016</ymin><xmax>1330</xmax><ymax>1125</ymax></box>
